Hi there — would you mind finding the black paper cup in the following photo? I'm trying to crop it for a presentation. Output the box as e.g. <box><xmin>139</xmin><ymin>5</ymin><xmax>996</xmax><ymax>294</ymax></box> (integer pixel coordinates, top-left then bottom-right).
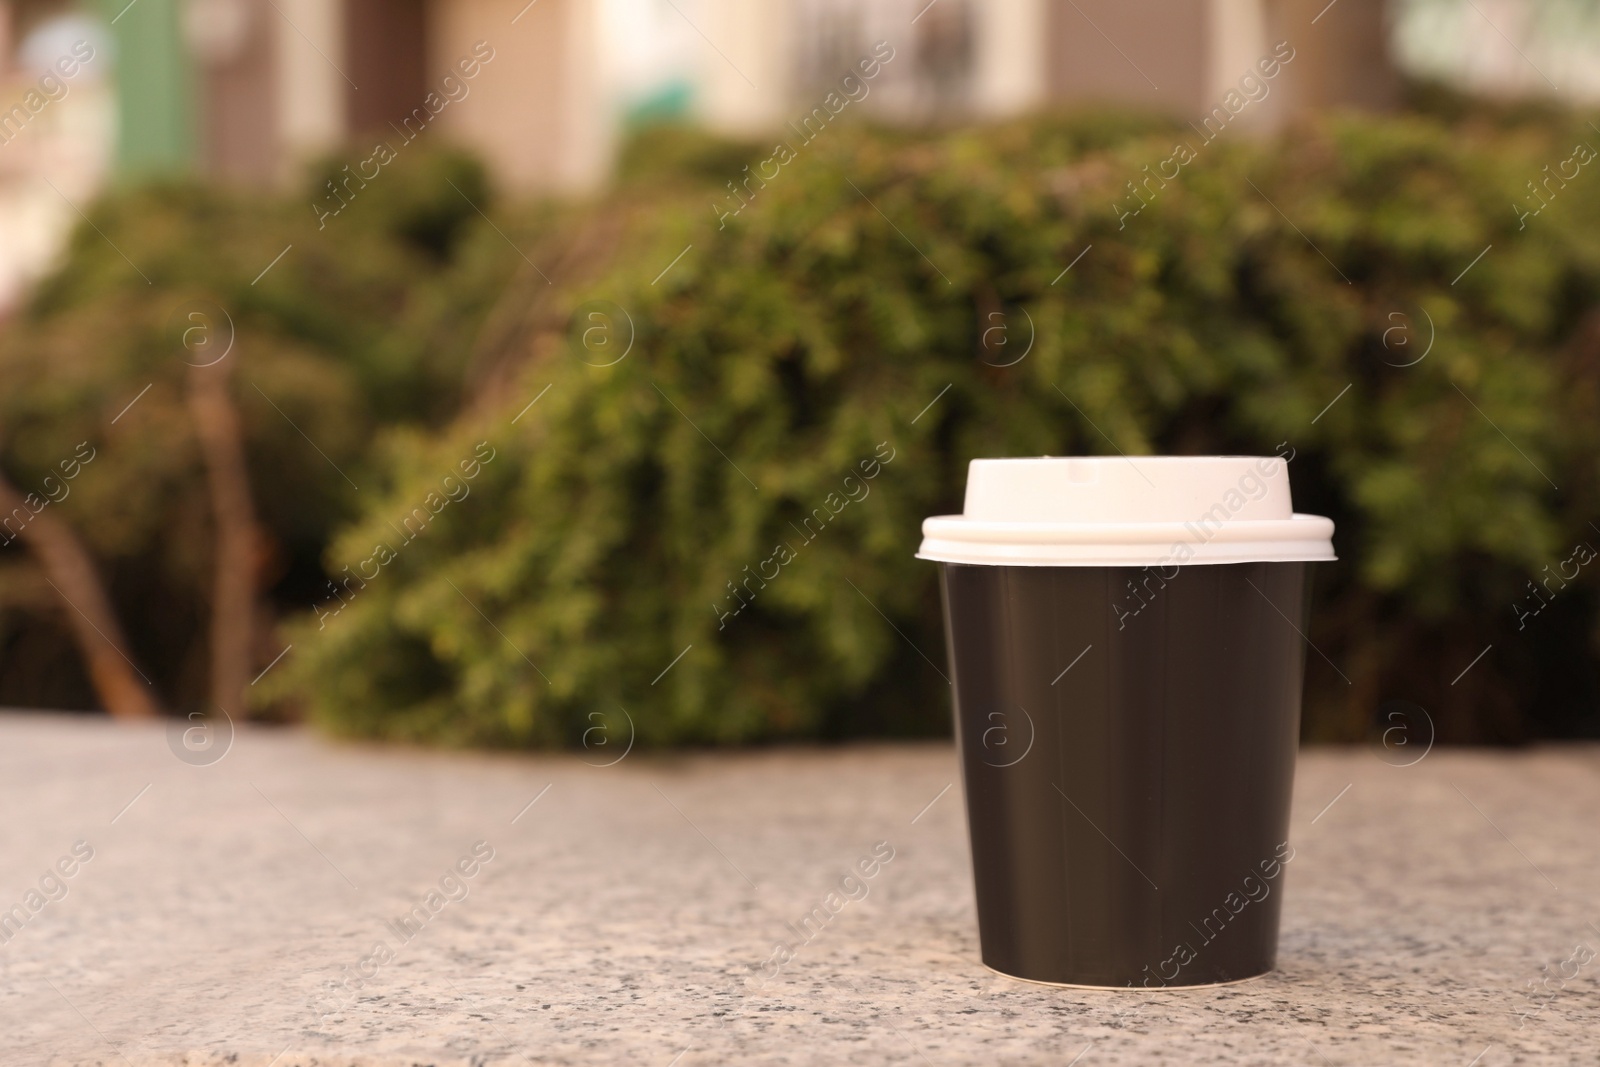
<box><xmin>918</xmin><ymin>457</ymin><xmax>1334</xmax><ymax>988</ymax></box>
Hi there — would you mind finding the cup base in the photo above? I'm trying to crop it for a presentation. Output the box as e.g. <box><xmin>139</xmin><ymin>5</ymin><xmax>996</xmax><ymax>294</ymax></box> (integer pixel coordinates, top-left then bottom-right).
<box><xmin>981</xmin><ymin>961</ymin><xmax>1277</xmax><ymax>991</ymax></box>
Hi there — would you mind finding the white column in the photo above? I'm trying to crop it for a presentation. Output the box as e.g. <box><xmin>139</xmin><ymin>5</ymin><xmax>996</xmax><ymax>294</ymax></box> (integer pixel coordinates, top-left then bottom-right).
<box><xmin>555</xmin><ymin>0</ymin><xmax>613</xmax><ymax>191</ymax></box>
<box><xmin>426</xmin><ymin>0</ymin><xmax>616</xmax><ymax>194</ymax></box>
<box><xmin>1207</xmin><ymin>0</ymin><xmax>1268</xmax><ymax>98</ymax></box>
<box><xmin>972</xmin><ymin>0</ymin><xmax>1047</xmax><ymax>117</ymax></box>
<box><xmin>693</xmin><ymin>0</ymin><xmax>791</xmax><ymax>136</ymax></box>
<box><xmin>274</xmin><ymin>0</ymin><xmax>345</xmax><ymax>174</ymax></box>
<box><xmin>1207</xmin><ymin>0</ymin><xmax>1276</xmax><ymax>130</ymax></box>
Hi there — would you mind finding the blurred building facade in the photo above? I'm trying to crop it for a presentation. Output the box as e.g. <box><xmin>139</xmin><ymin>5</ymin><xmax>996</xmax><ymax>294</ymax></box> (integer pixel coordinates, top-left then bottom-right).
<box><xmin>0</xmin><ymin>0</ymin><xmax>614</xmax><ymax>311</ymax></box>
<box><xmin>2</xmin><ymin>0</ymin><xmax>614</xmax><ymax>187</ymax></box>
<box><xmin>6</xmin><ymin>0</ymin><xmax>1600</xmax><ymax>312</ymax></box>
<box><xmin>151</xmin><ymin>0</ymin><xmax>611</xmax><ymax>190</ymax></box>
<box><xmin>688</xmin><ymin>0</ymin><xmax>1400</xmax><ymax>137</ymax></box>
<box><xmin>0</xmin><ymin>0</ymin><xmax>1410</xmax><ymax>197</ymax></box>
<box><xmin>0</xmin><ymin>0</ymin><xmax>114</xmax><ymax>310</ymax></box>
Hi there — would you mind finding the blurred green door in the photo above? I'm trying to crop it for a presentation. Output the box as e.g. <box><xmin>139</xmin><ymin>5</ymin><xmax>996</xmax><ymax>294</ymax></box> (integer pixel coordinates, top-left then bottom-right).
<box><xmin>96</xmin><ymin>0</ymin><xmax>195</xmax><ymax>177</ymax></box>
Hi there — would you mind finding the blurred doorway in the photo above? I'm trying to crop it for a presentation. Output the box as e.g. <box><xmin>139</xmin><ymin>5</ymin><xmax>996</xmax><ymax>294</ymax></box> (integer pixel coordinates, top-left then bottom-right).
<box><xmin>343</xmin><ymin>0</ymin><xmax>427</xmax><ymax>137</ymax></box>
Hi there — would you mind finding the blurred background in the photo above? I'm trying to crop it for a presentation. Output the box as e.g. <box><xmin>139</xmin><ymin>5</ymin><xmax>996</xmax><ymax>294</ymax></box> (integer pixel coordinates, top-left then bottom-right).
<box><xmin>2</xmin><ymin>0</ymin><xmax>1599</xmax><ymax>748</ymax></box>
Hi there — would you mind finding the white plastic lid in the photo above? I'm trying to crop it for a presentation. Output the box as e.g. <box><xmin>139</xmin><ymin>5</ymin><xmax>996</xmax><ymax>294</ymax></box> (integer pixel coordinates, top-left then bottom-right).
<box><xmin>917</xmin><ymin>456</ymin><xmax>1335</xmax><ymax>567</ymax></box>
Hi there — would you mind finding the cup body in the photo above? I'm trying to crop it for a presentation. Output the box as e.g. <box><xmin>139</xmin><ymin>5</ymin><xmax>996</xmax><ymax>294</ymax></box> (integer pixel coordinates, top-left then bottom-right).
<box><xmin>939</xmin><ymin>559</ymin><xmax>1311</xmax><ymax>987</ymax></box>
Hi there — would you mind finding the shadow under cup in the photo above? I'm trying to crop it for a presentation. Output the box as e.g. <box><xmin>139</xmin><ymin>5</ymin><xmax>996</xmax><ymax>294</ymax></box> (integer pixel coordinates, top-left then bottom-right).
<box><xmin>938</xmin><ymin>559</ymin><xmax>1311</xmax><ymax>988</ymax></box>
<box><xmin>919</xmin><ymin>455</ymin><xmax>1334</xmax><ymax>988</ymax></box>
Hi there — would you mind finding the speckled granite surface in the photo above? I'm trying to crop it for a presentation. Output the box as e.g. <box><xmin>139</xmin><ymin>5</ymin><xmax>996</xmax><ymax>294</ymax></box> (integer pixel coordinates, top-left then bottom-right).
<box><xmin>0</xmin><ymin>714</ymin><xmax>1595</xmax><ymax>1066</ymax></box>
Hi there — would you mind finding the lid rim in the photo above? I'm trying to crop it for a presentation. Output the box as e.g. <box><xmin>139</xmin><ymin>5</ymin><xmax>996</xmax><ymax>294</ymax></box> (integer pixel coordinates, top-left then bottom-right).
<box><xmin>920</xmin><ymin>455</ymin><xmax>1335</xmax><ymax>565</ymax></box>
<box><xmin>916</xmin><ymin>553</ymin><xmax>1337</xmax><ymax>567</ymax></box>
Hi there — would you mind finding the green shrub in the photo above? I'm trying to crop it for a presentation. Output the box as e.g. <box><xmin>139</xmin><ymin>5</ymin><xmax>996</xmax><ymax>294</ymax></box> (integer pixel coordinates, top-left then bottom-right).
<box><xmin>265</xmin><ymin>108</ymin><xmax>1600</xmax><ymax>747</ymax></box>
<box><xmin>0</xmin><ymin>148</ymin><xmax>535</xmax><ymax>709</ymax></box>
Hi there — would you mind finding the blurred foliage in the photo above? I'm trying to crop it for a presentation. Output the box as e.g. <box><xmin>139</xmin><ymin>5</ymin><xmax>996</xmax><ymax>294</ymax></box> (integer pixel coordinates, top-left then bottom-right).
<box><xmin>6</xmin><ymin>106</ymin><xmax>1600</xmax><ymax>745</ymax></box>
<box><xmin>265</xmin><ymin>107</ymin><xmax>1600</xmax><ymax>747</ymax></box>
<box><xmin>0</xmin><ymin>148</ymin><xmax>535</xmax><ymax>708</ymax></box>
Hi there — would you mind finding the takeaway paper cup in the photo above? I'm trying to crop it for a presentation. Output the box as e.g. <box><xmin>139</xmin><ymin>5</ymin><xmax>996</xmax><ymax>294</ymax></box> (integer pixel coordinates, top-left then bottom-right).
<box><xmin>919</xmin><ymin>456</ymin><xmax>1335</xmax><ymax>987</ymax></box>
